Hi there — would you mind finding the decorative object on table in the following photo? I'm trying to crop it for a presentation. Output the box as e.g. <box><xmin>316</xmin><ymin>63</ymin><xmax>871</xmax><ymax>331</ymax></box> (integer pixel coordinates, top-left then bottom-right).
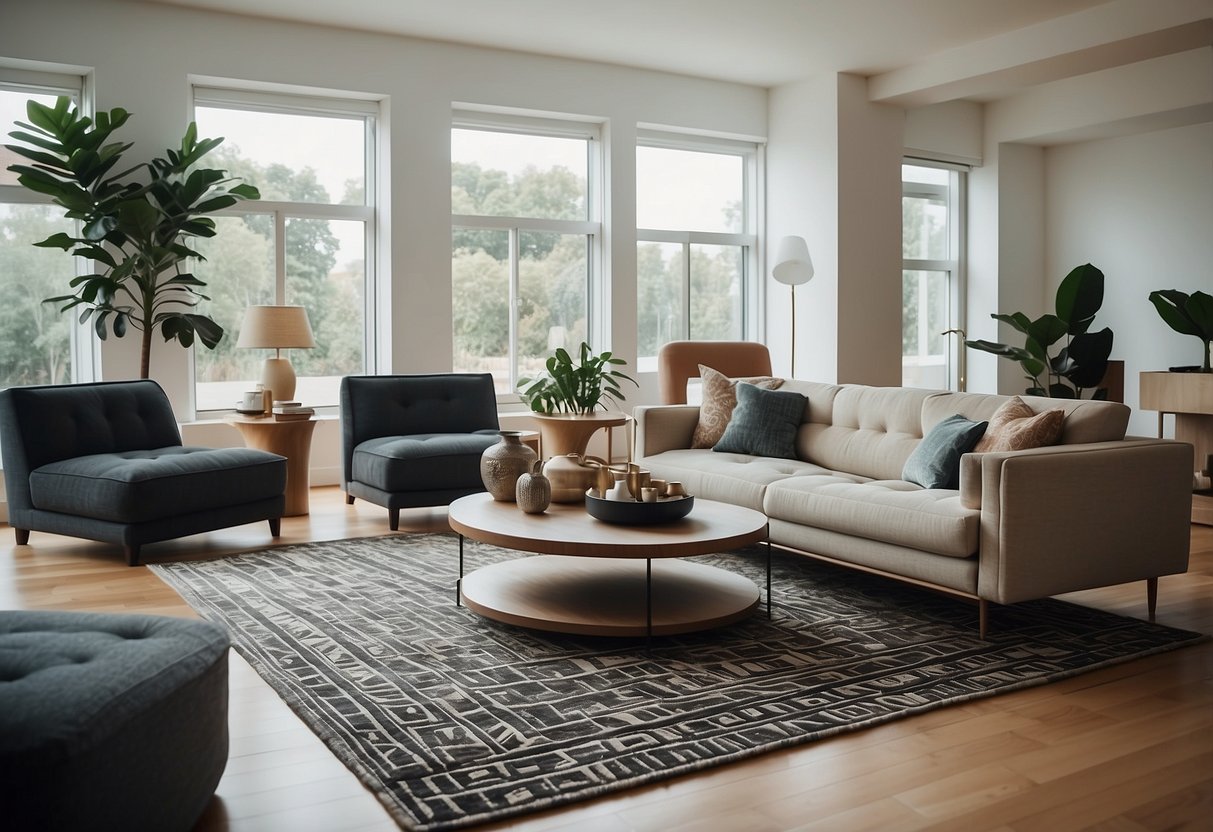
<box><xmin>592</xmin><ymin>462</ymin><xmax>615</xmax><ymax>498</ymax></box>
<box><xmin>624</xmin><ymin>463</ymin><xmax>651</xmax><ymax>500</ymax></box>
<box><xmin>584</xmin><ymin>491</ymin><xmax>695</xmax><ymax>524</ymax></box>
<box><xmin>517</xmin><ymin>341</ymin><xmax>637</xmax><ymax>415</ymax></box>
<box><xmin>479</xmin><ymin>430</ymin><xmax>538</xmax><ymax>502</ymax></box>
<box><xmin>606</xmin><ymin>476</ymin><xmax>633</xmax><ymax>501</ymax></box>
<box><xmin>271</xmin><ymin>401</ymin><xmax>315</xmax><ymax>422</ymax></box>
<box><xmin>236</xmin><ymin>305</ymin><xmax>317</xmax><ymax>402</ymax></box>
<box><xmin>238</xmin><ymin>386</ymin><xmax>267</xmax><ymax>414</ymax></box>
<box><xmin>1147</xmin><ymin>288</ymin><xmax>1213</xmax><ymax>372</ymax></box>
<box><xmin>4</xmin><ymin>97</ymin><xmax>259</xmax><ymax>379</ymax></box>
<box><xmin>514</xmin><ymin>459</ymin><xmax>551</xmax><ymax>514</ymax></box>
<box><xmin>965</xmin><ymin>263</ymin><xmax>1114</xmax><ymax>399</ymax></box>
<box><xmin>542</xmin><ymin>452</ymin><xmax>609</xmax><ymax>503</ymax></box>
<box><xmin>665</xmin><ymin>481</ymin><xmax>687</xmax><ymax>498</ymax></box>
<box><xmin>771</xmin><ymin>235</ymin><xmax>814</xmax><ymax>378</ymax></box>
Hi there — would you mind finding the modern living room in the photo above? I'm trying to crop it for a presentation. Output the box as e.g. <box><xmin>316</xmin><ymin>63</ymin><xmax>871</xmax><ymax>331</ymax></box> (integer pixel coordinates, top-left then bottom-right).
<box><xmin>1</xmin><ymin>0</ymin><xmax>1211</xmax><ymax>830</ymax></box>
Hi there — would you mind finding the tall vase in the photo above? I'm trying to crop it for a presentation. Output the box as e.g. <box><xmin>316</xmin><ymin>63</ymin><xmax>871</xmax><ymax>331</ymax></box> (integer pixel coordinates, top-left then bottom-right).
<box><xmin>480</xmin><ymin>431</ymin><xmax>538</xmax><ymax>502</ymax></box>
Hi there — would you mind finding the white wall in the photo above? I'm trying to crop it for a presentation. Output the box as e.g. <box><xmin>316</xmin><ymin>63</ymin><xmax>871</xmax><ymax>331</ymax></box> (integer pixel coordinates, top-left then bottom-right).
<box><xmin>1044</xmin><ymin>122</ymin><xmax>1213</xmax><ymax>436</ymax></box>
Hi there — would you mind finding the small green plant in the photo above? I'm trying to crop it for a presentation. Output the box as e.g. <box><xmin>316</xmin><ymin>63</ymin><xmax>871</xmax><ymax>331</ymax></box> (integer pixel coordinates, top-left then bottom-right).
<box><xmin>966</xmin><ymin>263</ymin><xmax>1114</xmax><ymax>399</ymax></box>
<box><xmin>1148</xmin><ymin>289</ymin><xmax>1213</xmax><ymax>372</ymax></box>
<box><xmin>517</xmin><ymin>342</ymin><xmax>637</xmax><ymax>414</ymax></box>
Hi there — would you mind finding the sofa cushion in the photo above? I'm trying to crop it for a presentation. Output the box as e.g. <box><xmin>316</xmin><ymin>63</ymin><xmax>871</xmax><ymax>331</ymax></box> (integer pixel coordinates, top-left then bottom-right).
<box><xmin>642</xmin><ymin>449</ymin><xmax>827</xmax><ymax>512</ymax></box>
<box><xmin>352</xmin><ymin>432</ymin><xmax>499</xmax><ymax>493</ymax></box>
<box><xmin>764</xmin><ymin>475</ymin><xmax>980</xmax><ymax>558</ymax></box>
<box><xmin>691</xmin><ymin>365</ymin><xmax>783</xmax><ymax>449</ymax></box>
<box><xmin>903</xmin><ymin>414</ymin><xmax>988</xmax><ymax>489</ymax></box>
<box><xmin>714</xmin><ymin>383</ymin><xmax>806</xmax><ymax>459</ymax></box>
<box><xmin>28</xmin><ymin>447</ymin><xmax>286</xmax><ymax>524</ymax></box>
<box><xmin>973</xmin><ymin>396</ymin><xmax>1064</xmax><ymax>453</ymax></box>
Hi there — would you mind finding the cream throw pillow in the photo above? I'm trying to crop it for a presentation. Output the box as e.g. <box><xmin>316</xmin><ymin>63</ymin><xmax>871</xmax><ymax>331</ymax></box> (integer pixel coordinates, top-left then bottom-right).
<box><xmin>973</xmin><ymin>396</ymin><xmax>1065</xmax><ymax>453</ymax></box>
<box><xmin>691</xmin><ymin>365</ymin><xmax>784</xmax><ymax>449</ymax></box>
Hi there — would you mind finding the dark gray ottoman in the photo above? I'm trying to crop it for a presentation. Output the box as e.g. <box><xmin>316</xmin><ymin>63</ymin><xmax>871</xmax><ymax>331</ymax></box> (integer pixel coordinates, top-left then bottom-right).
<box><xmin>0</xmin><ymin>611</ymin><xmax>230</xmax><ymax>831</ymax></box>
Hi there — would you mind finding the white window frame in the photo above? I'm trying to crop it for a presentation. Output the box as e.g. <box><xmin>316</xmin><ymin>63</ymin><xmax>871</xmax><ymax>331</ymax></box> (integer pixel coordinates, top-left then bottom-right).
<box><xmin>635</xmin><ymin>129</ymin><xmax>761</xmax><ymax>372</ymax></box>
<box><xmin>0</xmin><ymin>66</ymin><xmax>99</xmax><ymax>387</ymax></box>
<box><xmin>451</xmin><ymin>109</ymin><xmax>603</xmax><ymax>403</ymax></box>
<box><xmin>902</xmin><ymin>158</ymin><xmax>967</xmax><ymax>391</ymax></box>
<box><xmin>190</xmin><ymin>85</ymin><xmax>380</xmax><ymax>416</ymax></box>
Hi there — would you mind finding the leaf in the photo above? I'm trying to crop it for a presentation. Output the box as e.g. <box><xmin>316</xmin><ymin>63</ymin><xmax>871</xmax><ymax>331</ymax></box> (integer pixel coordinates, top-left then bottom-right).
<box><xmin>1048</xmin><ymin>383</ymin><xmax>1077</xmax><ymax>398</ymax></box>
<box><xmin>1024</xmin><ymin>314</ymin><xmax>1067</xmax><ymax>349</ymax></box>
<box><xmin>1066</xmin><ymin>328</ymin><xmax>1114</xmax><ymax>388</ymax></box>
<box><xmin>1055</xmin><ymin>263</ymin><xmax>1104</xmax><ymax>334</ymax></box>
<box><xmin>991</xmin><ymin>312</ymin><xmax>1033</xmax><ymax>336</ymax></box>
<box><xmin>1148</xmin><ymin>289</ymin><xmax>1200</xmax><ymax>336</ymax></box>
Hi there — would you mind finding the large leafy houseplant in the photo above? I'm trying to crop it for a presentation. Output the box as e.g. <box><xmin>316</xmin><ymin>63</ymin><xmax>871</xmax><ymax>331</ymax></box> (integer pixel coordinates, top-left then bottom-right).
<box><xmin>965</xmin><ymin>263</ymin><xmax>1114</xmax><ymax>399</ymax></box>
<box><xmin>4</xmin><ymin>96</ymin><xmax>259</xmax><ymax>378</ymax></box>
<box><xmin>517</xmin><ymin>342</ymin><xmax>637</xmax><ymax>414</ymax></box>
<box><xmin>1148</xmin><ymin>289</ymin><xmax>1213</xmax><ymax>372</ymax></box>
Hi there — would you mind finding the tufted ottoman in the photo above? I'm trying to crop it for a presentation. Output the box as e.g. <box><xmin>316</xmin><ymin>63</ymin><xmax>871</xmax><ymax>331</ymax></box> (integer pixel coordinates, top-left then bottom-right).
<box><xmin>0</xmin><ymin>611</ymin><xmax>230</xmax><ymax>831</ymax></box>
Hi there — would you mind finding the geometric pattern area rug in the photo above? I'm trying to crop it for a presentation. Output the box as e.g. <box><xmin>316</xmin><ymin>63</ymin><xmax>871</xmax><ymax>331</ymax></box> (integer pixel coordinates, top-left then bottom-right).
<box><xmin>150</xmin><ymin>534</ymin><xmax>1203</xmax><ymax>831</ymax></box>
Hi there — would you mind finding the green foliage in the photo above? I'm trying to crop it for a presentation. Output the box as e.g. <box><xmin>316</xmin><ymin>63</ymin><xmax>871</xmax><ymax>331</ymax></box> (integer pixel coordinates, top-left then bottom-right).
<box><xmin>1148</xmin><ymin>289</ymin><xmax>1213</xmax><ymax>372</ymax></box>
<box><xmin>965</xmin><ymin>263</ymin><xmax>1114</xmax><ymax>399</ymax></box>
<box><xmin>517</xmin><ymin>342</ymin><xmax>637</xmax><ymax>415</ymax></box>
<box><xmin>4</xmin><ymin>96</ymin><xmax>258</xmax><ymax>378</ymax></box>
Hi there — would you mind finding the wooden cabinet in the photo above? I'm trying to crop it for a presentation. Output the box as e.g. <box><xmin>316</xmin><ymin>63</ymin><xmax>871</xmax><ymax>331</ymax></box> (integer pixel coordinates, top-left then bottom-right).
<box><xmin>1140</xmin><ymin>371</ymin><xmax>1213</xmax><ymax>525</ymax></box>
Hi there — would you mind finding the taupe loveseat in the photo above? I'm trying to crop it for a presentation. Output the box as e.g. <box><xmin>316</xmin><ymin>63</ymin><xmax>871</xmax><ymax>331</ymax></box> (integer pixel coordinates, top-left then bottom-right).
<box><xmin>635</xmin><ymin>380</ymin><xmax>1193</xmax><ymax>636</ymax></box>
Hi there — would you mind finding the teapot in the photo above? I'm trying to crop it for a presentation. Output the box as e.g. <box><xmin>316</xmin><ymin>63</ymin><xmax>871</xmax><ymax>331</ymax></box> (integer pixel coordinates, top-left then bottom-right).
<box><xmin>543</xmin><ymin>453</ymin><xmax>609</xmax><ymax>503</ymax></box>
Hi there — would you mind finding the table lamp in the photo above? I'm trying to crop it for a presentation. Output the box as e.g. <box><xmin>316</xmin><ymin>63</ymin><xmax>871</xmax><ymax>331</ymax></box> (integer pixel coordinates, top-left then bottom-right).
<box><xmin>235</xmin><ymin>305</ymin><xmax>316</xmax><ymax>401</ymax></box>
<box><xmin>771</xmin><ymin>235</ymin><xmax>814</xmax><ymax>378</ymax></box>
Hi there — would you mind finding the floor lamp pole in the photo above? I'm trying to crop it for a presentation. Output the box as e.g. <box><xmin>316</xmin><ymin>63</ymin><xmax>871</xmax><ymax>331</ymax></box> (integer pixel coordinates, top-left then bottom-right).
<box><xmin>789</xmin><ymin>283</ymin><xmax>796</xmax><ymax>378</ymax></box>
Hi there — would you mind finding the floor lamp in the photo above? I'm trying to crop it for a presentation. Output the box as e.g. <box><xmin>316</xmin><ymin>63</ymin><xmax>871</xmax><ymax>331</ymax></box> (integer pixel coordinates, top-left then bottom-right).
<box><xmin>772</xmin><ymin>236</ymin><xmax>814</xmax><ymax>378</ymax></box>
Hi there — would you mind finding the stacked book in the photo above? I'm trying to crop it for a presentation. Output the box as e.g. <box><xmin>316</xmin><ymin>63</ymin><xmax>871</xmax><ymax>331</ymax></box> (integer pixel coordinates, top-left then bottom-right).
<box><xmin>272</xmin><ymin>401</ymin><xmax>315</xmax><ymax>422</ymax></box>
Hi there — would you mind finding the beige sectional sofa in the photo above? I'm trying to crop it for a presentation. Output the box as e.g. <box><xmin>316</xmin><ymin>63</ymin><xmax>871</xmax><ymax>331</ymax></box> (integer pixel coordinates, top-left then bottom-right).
<box><xmin>634</xmin><ymin>381</ymin><xmax>1193</xmax><ymax>635</ymax></box>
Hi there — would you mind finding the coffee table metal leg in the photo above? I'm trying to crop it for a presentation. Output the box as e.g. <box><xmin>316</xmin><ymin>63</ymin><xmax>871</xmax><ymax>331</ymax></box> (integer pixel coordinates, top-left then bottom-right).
<box><xmin>646</xmin><ymin>558</ymin><xmax>652</xmax><ymax>641</ymax></box>
<box><xmin>457</xmin><ymin>534</ymin><xmax>464</xmax><ymax>606</ymax></box>
<box><xmin>766</xmin><ymin>535</ymin><xmax>772</xmax><ymax>619</ymax></box>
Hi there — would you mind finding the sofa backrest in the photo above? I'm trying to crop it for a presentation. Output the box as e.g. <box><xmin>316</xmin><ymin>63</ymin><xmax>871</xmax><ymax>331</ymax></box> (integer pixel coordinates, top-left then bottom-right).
<box><xmin>919</xmin><ymin>391</ymin><xmax>1130</xmax><ymax>444</ymax></box>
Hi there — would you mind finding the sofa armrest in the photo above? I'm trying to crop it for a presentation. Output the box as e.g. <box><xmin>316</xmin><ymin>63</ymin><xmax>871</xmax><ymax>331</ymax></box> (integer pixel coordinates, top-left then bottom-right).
<box><xmin>975</xmin><ymin>439</ymin><xmax>1193</xmax><ymax>604</ymax></box>
<box><xmin>633</xmin><ymin>405</ymin><xmax>700</xmax><ymax>458</ymax></box>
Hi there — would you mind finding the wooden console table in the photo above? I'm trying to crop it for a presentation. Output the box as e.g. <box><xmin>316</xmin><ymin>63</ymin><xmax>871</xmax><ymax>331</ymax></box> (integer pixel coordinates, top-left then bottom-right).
<box><xmin>1140</xmin><ymin>371</ymin><xmax>1213</xmax><ymax>525</ymax></box>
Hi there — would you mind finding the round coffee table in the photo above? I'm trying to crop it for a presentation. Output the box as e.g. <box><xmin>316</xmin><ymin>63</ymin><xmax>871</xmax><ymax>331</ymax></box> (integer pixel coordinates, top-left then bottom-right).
<box><xmin>447</xmin><ymin>492</ymin><xmax>769</xmax><ymax>637</ymax></box>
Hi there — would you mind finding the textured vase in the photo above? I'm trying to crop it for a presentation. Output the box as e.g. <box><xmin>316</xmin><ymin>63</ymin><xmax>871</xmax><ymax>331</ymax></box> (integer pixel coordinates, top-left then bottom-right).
<box><xmin>515</xmin><ymin>461</ymin><xmax>552</xmax><ymax>514</ymax></box>
<box><xmin>480</xmin><ymin>431</ymin><xmax>538</xmax><ymax>502</ymax></box>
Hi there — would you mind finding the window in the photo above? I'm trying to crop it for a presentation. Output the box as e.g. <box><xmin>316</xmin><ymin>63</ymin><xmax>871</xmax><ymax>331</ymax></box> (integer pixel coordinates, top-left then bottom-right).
<box><xmin>902</xmin><ymin>161</ymin><xmax>966</xmax><ymax>390</ymax></box>
<box><xmin>191</xmin><ymin>87</ymin><xmax>377</xmax><ymax>412</ymax></box>
<box><xmin>451</xmin><ymin>113</ymin><xmax>599</xmax><ymax>396</ymax></box>
<box><xmin>636</xmin><ymin>133</ymin><xmax>759</xmax><ymax>372</ymax></box>
<box><xmin>0</xmin><ymin>69</ymin><xmax>93</xmax><ymax>390</ymax></box>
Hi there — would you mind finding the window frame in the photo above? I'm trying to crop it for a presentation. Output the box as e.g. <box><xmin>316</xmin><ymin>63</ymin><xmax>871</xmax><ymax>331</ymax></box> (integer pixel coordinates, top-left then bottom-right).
<box><xmin>189</xmin><ymin>85</ymin><xmax>380</xmax><ymax>416</ymax></box>
<box><xmin>450</xmin><ymin>110</ymin><xmax>603</xmax><ymax>404</ymax></box>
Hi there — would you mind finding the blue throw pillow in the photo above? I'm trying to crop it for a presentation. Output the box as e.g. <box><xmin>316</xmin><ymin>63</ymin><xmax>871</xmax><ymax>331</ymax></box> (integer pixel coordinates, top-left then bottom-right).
<box><xmin>902</xmin><ymin>414</ymin><xmax>989</xmax><ymax>489</ymax></box>
<box><xmin>713</xmin><ymin>382</ymin><xmax>807</xmax><ymax>459</ymax></box>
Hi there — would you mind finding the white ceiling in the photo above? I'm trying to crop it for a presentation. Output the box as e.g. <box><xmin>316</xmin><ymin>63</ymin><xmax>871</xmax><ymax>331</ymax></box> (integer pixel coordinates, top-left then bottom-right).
<box><xmin>141</xmin><ymin>0</ymin><xmax>1112</xmax><ymax>87</ymax></box>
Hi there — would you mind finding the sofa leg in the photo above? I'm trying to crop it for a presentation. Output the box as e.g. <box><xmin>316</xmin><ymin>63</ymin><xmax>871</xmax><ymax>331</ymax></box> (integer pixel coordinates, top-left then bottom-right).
<box><xmin>978</xmin><ymin>599</ymin><xmax>989</xmax><ymax>639</ymax></box>
<box><xmin>269</xmin><ymin>517</ymin><xmax>282</xmax><ymax>537</ymax></box>
<box><xmin>389</xmin><ymin>508</ymin><xmax>400</xmax><ymax>532</ymax></box>
<box><xmin>125</xmin><ymin>545</ymin><xmax>140</xmax><ymax>567</ymax></box>
<box><xmin>1147</xmin><ymin>577</ymin><xmax>1158</xmax><ymax>622</ymax></box>
<box><xmin>14</xmin><ymin>528</ymin><xmax>29</xmax><ymax>545</ymax></box>
<box><xmin>346</xmin><ymin>493</ymin><xmax>355</xmax><ymax>505</ymax></box>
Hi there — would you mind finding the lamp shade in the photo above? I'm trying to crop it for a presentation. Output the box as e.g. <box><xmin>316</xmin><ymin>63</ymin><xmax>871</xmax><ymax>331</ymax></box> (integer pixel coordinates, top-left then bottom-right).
<box><xmin>771</xmin><ymin>235</ymin><xmax>815</xmax><ymax>286</ymax></box>
<box><xmin>235</xmin><ymin>305</ymin><xmax>316</xmax><ymax>350</ymax></box>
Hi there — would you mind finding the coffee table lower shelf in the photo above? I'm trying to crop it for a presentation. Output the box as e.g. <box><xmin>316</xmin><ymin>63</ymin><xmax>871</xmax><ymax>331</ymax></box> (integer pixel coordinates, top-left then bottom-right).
<box><xmin>459</xmin><ymin>555</ymin><xmax>760</xmax><ymax>637</ymax></box>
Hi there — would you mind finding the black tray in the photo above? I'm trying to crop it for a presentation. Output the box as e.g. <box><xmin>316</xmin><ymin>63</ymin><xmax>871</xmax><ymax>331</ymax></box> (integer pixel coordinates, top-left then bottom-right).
<box><xmin>584</xmin><ymin>493</ymin><xmax>694</xmax><ymax>525</ymax></box>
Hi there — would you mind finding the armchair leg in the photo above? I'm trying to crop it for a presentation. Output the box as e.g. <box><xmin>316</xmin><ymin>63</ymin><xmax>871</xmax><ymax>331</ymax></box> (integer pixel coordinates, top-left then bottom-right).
<box><xmin>14</xmin><ymin>528</ymin><xmax>29</xmax><ymax>545</ymax></box>
<box><xmin>125</xmin><ymin>545</ymin><xmax>140</xmax><ymax>567</ymax></box>
<box><xmin>389</xmin><ymin>508</ymin><xmax>400</xmax><ymax>532</ymax></box>
<box><xmin>346</xmin><ymin>493</ymin><xmax>355</xmax><ymax>505</ymax></box>
<box><xmin>978</xmin><ymin>599</ymin><xmax>989</xmax><ymax>640</ymax></box>
<box><xmin>1147</xmin><ymin>577</ymin><xmax>1158</xmax><ymax>621</ymax></box>
<box><xmin>269</xmin><ymin>517</ymin><xmax>282</xmax><ymax>537</ymax></box>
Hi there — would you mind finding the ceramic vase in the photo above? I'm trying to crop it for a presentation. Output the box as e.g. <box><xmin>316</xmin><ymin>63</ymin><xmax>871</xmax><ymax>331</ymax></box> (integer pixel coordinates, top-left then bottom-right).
<box><xmin>515</xmin><ymin>460</ymin><xmax>551</xmax><ymax>514</ymax></box>
<box><xmin>480</xmin><ymin>430</ymin><xmax>538</xmax><ymax>502</ymax></box>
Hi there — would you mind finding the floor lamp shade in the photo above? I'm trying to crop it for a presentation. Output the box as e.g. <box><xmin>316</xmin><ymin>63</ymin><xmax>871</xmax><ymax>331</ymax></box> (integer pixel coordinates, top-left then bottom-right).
<box><xmin>771</xmin><ymin>236</ymin><xmax>814</xmax><ymax>378</ymax></box>
<box><xmin>236</xmin><ymin>305</ymin><xmax>316</xmax><ymax>401</ymax></box>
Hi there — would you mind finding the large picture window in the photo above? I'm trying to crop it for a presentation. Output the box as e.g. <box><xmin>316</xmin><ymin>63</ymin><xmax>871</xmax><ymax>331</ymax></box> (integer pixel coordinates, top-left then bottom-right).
<box><xmin>636</xmin><ymin>134</ymin><xmax>759</xmax><ymax>372</ymax></box>
<box><xmin>902</xmin><ymin>161</ymin><xmax>965</xmax><ymax>390</ymax></box>
<box><xmin>191</xmin><ymin>87</ymin><xmax>377</xmax><ymax>412</ymax></box>
<box><xmin>451</xmin><ymin>114</ymin><xmax>599</xmax><ymax>396</ymax></box>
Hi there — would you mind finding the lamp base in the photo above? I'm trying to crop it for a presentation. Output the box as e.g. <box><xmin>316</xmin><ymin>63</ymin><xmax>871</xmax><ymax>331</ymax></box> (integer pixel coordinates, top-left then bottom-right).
<box><xmin>261</xmin><ymin>357</ymin><xmax>297</xmax><ymax>402</ymax></box>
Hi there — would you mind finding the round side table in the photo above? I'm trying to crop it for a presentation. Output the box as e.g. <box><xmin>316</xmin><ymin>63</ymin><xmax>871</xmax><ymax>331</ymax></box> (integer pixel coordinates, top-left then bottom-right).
<box><xmin>225</xmin><ymin>415</ymin><xmax>316</xmax><ymax>516</ymax></box>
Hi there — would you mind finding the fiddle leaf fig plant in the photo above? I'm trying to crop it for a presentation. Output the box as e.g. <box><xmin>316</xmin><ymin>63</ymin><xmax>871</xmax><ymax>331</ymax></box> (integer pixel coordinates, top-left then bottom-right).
<box><xmin>517</xmin><ymin>342</ymin><xmax>638</xmax><ymax>414</ymax></box>
<box><xmin>966</xmin><ymin>263</ymin><xmax>1114</xmax><ymax>399</ymax></box>
<box><xmin>1148</xmin><ymin>289</ymin><xmax>1213</xmax><ymax>372</ymax></box>
<box><xmin>4</xmin><ymin>96</ymin><xmax>259</xmax><ymax>378</ymax></box>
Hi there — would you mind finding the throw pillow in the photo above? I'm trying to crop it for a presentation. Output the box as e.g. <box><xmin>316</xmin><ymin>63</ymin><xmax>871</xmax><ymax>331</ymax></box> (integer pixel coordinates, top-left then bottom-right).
<box><xmin>902</xmin><ymin>414</ymin><xmax>989</xmax><ymax>490</ymax></box>
<box><xmin>712</xmin><ymin>382</ymin><xmax>807</xmax><ymax>459</ymax></box>
<box><xmin>973</xmin><ymin>396</ymin><xmax>1065</xmax><ymax>453</ymax></box>
<box><xmin>691</xmin><ymin>365</ymin><xmax>784</xmax><ymax>449</ymax></box>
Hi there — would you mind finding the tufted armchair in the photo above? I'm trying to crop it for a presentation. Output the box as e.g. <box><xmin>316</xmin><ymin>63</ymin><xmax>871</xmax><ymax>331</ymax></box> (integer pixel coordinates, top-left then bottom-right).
<box><xmin>340</xmin><ymin>373</ymin><xmax>501</xmax><ymax>529</ymax></box>
<box><xmin>0</xmin><ymin>380</ymin><xmax>287</xmax><ymax>565</ymax></box>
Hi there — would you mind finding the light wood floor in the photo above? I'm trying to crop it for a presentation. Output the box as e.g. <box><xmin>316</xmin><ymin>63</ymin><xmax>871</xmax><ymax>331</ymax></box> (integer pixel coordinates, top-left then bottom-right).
<box><xmin>3</xmin><ymin>486</ymin><xmax>1211</xmax><ymax>832</ymax></box>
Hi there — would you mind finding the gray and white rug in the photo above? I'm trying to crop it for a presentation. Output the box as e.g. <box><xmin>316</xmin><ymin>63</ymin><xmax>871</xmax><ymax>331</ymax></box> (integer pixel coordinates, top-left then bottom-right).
<box><xmin>151</xmin><ymin>535</ymin><xmax>1203</xmax><ymax>831</ymax></box>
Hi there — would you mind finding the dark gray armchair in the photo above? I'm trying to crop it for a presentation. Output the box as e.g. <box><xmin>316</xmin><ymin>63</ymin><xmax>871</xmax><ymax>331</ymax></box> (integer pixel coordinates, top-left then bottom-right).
<box><xmin>0</xmin><ymin>380</ymin><xmax>287</xmax><ymax>565</ymax></box>
<box><xmin>340</xmin><ymin>373</ymin><xmax>500</xmax><ymax>529</ymax></box>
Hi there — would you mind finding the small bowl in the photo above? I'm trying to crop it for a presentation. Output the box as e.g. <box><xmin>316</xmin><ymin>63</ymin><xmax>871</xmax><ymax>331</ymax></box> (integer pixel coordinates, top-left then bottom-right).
<box><xmin>584</xmin><ymin>492</ymin><xmax>694</xmax><ymax>525</ymax></box>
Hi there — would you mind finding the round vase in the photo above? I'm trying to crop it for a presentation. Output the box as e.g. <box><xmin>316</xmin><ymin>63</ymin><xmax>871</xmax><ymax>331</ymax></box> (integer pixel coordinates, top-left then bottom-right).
<box><xmin>543</xmin><ymin>453</ymin><xmax>600</xmax><ymax>503</ymax></box>
<box><xmin>480</xmin><ymin>431</ymin><xmax>538</xmax><ymax>502</ymax></box>
<box><xmin>515</xmin><ymin>461</ymin><xmax>552</xmax><ymax>514</ymax></box>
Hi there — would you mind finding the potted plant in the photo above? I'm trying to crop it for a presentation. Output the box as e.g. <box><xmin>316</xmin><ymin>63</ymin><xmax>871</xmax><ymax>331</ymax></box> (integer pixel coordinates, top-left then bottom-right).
<box><xmin>965</xmin><ymin>263</ymin><xmax>1114</xmax><ymax>399</ymax></box>
<box><xmin>4</xmin><ymin>96</ymin><xmax>259</xmax><ymax>378</ymax></box>
<box><xmin>1148</xmin><ymin>289</ymin><xmax>1213</xmax><ymax>372</ymax></box>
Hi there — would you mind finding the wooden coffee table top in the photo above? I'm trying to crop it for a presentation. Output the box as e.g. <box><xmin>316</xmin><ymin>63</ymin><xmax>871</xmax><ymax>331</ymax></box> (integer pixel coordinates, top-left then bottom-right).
<box><xmin>448</xmin><ymin>492</ymin><xmax>767</xmax><ymax>558</ymax></box>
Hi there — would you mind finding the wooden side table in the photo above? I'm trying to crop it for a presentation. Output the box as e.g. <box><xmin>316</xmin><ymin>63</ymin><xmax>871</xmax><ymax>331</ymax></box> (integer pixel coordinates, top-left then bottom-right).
<box><xmin>225</xmin><ymin>415</ymin><xmax>317</xmax><ymax>517</ymax></box>
<box><xmin>1140</xmin><ymin>371</ymin><xmax>1213</xmax><ymax>526</ymax></box>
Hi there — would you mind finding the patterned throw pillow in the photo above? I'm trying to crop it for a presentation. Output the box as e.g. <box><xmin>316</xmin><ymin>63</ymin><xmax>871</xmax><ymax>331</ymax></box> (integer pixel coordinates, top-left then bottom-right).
<box><xmin>691</xmin><ymin>364</ymin><xmax>784</xmax><ymax>449</ymax></box>
<box><xmin>712</xmin><ymin>382</ymin><xmax>807</xmax><ymax>459</ymax></box>
<box><xmin>973</xmin><ymin>396</ymin><xmax>1065</xmax><ymax>453</ymax></box>
<box><xmin>902</xmin><ymin>414</ymin><xmax>989</xmax><ymax>489</ymax></box>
